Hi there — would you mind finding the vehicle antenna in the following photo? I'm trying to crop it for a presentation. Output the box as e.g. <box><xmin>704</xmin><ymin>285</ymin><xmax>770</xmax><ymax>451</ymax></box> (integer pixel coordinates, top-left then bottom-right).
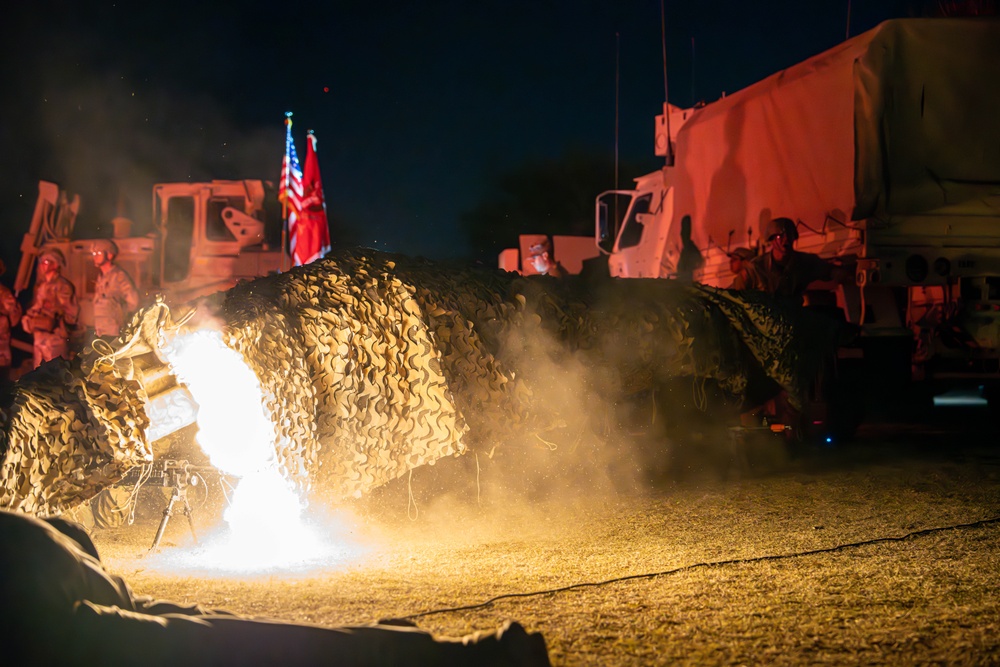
<box><xmin>660</xmin><ymin>0</ymin><xmax>674</xmax><ymax>166</ymax></box>
<box><xmin>615</xmin><ymin>31</ymin><xmax>620</xmax><ymax>193</ymax></box>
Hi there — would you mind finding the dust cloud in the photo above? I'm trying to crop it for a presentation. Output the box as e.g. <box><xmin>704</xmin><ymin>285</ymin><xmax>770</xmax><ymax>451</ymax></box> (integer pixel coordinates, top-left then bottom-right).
<box><xmin>350</xmin><ymin>297</ymin><xmax>743</xmax><ymax>547</ymax></box>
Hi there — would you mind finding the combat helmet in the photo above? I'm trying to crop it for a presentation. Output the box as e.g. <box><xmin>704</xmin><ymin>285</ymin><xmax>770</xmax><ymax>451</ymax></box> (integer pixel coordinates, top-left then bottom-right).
<box><xmin>763</xmin><ymin>217</ymin><xmax>799</xmax><ymax>243</ymax></box>
<box><xmin>38</xmin><ymin>247</ymin><xmax>67</xmax><ymax>270</ymax></box>
<box><xmin>90</xmin><ymin>238</ymin><xmax>119</xmax><ymax>258</ymax></box>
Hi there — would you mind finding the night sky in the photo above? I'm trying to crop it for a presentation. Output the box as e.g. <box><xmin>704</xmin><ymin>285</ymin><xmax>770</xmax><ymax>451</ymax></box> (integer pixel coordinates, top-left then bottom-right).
<box><xmin>0</xmin><ymin>0</ymin><xmax>919</xmax><ymax>271</ymax></box>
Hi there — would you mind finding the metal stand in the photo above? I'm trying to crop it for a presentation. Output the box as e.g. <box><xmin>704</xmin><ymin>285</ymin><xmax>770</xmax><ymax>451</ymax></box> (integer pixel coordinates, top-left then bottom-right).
<box><xmin>149</xmin><ymin>485</ymin><xmax>199</xmax><ymax>552</ymax></box>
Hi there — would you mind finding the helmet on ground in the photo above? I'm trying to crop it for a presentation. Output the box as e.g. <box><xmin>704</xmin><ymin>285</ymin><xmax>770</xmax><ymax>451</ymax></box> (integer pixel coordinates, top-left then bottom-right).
<box><xmin>38</xmin><ymin>248</ymin><xmax>67</xmax><ymax>270</ymax></box>
<box><xmin>91</xmin><ymin>238</ymin><xmax>119</xmax><ymax>258</ymax></box>
<box><xmin>727</xmin><ymin>247</ymin><xmax>755</xmax><ymax>261</ymax></box>
<box><xmin>764</xmin><ymin>217</ymin><xmax>798</xmax><ymax>242</ymax></box>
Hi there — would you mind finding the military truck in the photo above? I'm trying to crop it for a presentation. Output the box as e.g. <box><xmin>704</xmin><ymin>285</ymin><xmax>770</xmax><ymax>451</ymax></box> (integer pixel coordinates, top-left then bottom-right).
<box><xmin>15</xmin><ymin>179</ymin><xmax>289</xmax><ymax>331</ymax></box>
<box><xmin>595</xmin><ymin>18</ymin><xmax>1000</xmax><ymax>413</ymax></box>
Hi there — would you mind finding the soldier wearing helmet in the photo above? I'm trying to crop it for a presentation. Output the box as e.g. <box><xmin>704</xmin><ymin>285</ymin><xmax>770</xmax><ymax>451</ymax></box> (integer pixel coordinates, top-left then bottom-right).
<box><xmin>742</xmin><ymin>217</ymin><xmax>838</xmax><ymax>303</ymax></box>
<box><xmin>527</xmin><ymin>238</ymin><xmax>565</xmax><ymax>277</ymax></box>
<box><xmin>726</xmin><ymin>247</ymin><xmax>756</xmax><ymax>290</ymax></box>
<box><xmin>0</xmin><ymin>259</ymin><xmax>23</xmax><ymax>382</ymax></box>
<box><xmin>22</xmin><ymin>248</ymin><xmax>79</xmax><ymax>368</ymax></box>
<box><xmin>91</xmin><ymin>238</ymin><xmax>140</xmax><ymax>338</ymax></box>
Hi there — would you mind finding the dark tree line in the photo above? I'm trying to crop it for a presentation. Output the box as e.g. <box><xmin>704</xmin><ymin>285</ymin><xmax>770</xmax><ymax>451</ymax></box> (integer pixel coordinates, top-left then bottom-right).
<box><xmin>459</xmin><ymin>149</ymin><xmax>660</xmax><ymax>263</ymax></box>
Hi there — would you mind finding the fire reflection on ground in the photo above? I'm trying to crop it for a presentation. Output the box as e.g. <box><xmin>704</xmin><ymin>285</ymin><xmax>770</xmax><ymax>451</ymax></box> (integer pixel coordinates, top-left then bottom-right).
<box><xmin>148</xmin><ymin>507</ymin><xmax>370</xmax><ymax>576</ymax></box>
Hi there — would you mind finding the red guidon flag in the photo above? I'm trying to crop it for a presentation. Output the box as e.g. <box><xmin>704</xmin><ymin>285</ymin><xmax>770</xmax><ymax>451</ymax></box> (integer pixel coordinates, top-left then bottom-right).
<box><xmin>295</xmin><ymin>130</ymin><xmax>332</xmax><ymax>265</ymax></box>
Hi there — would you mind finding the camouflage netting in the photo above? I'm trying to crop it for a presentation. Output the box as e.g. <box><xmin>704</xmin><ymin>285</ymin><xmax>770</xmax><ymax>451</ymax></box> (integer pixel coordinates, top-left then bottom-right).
<box><xmin>0</xmin><ymin>356</ymin><xmax>152</xmax><ymax>516</ymax></box>
<box><xmin>0</xmin><ymin>247</ymin><xmax>848</xmax><ymax>515</ymax></box>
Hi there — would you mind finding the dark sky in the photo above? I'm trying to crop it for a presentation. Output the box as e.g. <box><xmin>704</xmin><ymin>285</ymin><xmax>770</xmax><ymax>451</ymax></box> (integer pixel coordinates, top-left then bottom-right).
<box><xmin>0</xmin><ymin>0</ymin><xmax>919</xmax><ymax>268</ymax></box>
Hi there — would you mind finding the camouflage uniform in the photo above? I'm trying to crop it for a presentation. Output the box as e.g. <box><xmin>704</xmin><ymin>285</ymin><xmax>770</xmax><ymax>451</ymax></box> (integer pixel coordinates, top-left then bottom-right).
<box><xmin>727</xmin><ymin>247</ymin><xmax>756</xmax><ymax>291</ymax></box>
<box><xmin>23</xmin><ymin>272</ymin><xmax>79</xmax><ymax>368</ymax></box>
<box><xmin>744</xmin><ymin>250</ymin><xmax>833</xmax><ymax>303</ymax></box>
<box><xmin>0</xmin><ymin>282</ymin><xmax>22</xmax><ymax>370</ymax></box>
<box><xmin>743</xmin><ymin>217</ymin><xmax>834</xmax><ymax>303</ymax></box>
<box><xmin>93</xmin><ymin>264</ymin><xmax>139</xmax><ymax>337</ymax></box>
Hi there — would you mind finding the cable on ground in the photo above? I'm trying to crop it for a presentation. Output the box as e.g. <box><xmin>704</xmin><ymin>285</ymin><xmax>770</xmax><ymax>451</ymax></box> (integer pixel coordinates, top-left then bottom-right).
<box><xmin>403</xmin><ymin>514</ymin><xmax>1000</xmax><ymax>620</ymax></box>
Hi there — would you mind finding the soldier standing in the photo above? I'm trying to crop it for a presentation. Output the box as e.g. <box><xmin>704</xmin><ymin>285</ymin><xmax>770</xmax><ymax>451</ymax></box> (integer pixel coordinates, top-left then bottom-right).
<box><xmin>726</xmin><ymin>247</ymin><xmax>756</xmax><ymax>290</ymax></box>
<box><xmin>22</xmin><ymin>248</ymin><xmax>79</xmax><ymax>368</ymax></box>
<box><xmin>90</xmin><ymin>239</ymin><xmax>140</xmax><ymax>338</ymax></box>
<box><xmin>527</xmin><ymin>238</ymin><xmax>566</xmax><ymax>277</ymax></box>
<box><xmin>675</xmin><ymin>215</ymin><xmax>705</xmax><ymax>283</ymax></box>
<box><xmin>88</xmin><ymin>239</ymin><xmax>141</xmax><ymax>528</ymax></box>
<box><xmin>743</xmin><ymin>217</ymin><xmax>841</xmax><ymax>303</ymax></box>
<box><xmin>0</xmin><ymin>259</ymin><xmax>23</xmax><ymax>382</ymax></box>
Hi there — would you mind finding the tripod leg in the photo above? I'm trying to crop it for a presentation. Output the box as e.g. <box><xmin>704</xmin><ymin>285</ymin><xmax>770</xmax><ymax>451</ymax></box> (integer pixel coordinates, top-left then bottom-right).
<box><xmin>181</xmin><ymin>494</ymin><xmax>199</xmax><ymax>545</ymax></box>
<box><xmin>149</xmin><ymin>490</ymin><xmax>180</xmax><ymax>551</ymax></box>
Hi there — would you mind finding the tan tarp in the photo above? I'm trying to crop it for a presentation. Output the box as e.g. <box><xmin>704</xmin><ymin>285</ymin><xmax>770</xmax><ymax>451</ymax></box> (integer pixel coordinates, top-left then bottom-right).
<box><xmin>667</xmin><ymin>18</ymin><xmax>1000</xmax><ymax>251</ymax></box>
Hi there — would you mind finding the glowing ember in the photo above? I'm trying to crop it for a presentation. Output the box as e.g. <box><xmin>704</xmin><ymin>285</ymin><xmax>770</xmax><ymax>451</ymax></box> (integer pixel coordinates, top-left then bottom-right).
<box><xmin>158</xmin><ymin>328</ymin><xmax>358</xmax><ymax>571</ymax></box>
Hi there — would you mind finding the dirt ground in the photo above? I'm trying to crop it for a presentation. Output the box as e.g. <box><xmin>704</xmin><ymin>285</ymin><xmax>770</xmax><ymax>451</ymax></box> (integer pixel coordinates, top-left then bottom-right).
<box><xmin>93</xmin><ymin>406</ymin><xmax>1000</xmax><ymax>666</ymax></box>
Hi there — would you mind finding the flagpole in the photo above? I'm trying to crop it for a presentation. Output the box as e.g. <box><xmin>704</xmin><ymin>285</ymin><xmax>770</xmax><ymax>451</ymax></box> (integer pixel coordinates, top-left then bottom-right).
<box><xmin>280</xmin><ymin>111</ymin><xmax>292</xmax><ymax>272</ymax></box>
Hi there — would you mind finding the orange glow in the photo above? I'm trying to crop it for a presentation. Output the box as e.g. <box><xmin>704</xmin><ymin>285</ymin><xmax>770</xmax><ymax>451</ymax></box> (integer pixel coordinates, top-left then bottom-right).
<box><xmin>156</xmin><ymin>328</ymin><xmax>366</xmax><ymax>572</ymax></box>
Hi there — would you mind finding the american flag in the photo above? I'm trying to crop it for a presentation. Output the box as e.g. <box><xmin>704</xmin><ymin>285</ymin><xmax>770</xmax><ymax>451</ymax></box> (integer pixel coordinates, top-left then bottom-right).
<box><xmin>278</xmin><ymin>112</ymin><xmax>303</xmax><ymax>263</ymax></box>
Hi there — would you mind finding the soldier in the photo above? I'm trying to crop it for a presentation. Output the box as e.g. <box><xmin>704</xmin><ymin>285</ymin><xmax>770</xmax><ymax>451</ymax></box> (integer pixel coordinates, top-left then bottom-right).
<box><xmin>91</xmin><ymin>238</ymin><xmax>140</xmax><ymax>338</ymax></box>
<box><xmin>741</xmin><ymin>218</ymin><xmax>854</xmax><ymax>437</ymax></box>
<box><xmin>527</xmin><ymin>238</ymin><xmax>565</xmax><ymax>277</ymax></box>
<box><xmin>22</xmin><ymin>248</ymin><xmax>79</xmax><ymax>368</ymax></box>
<box><xmin>675</xmin><ymin>215</ymin><xmax>705</xmax><ymax>283</ymax></box>
<box><xmin>743</xmin><ymin>217</ymin><xmax>847</xmax><ymax>303</ymax></box>
<box><xmin>0</xmin><ymin>509</ymin><xmax>551</xmax><ymax>666</ymax></box>
<box><xmin>0</xmin><ymin>259</ymin><xmax>23</xmax><ymax>382</ymax></box>
<box><xmin>726</xmin><ymin>247</ymin><xmax>756</xmax><ymax>290</ymax></box>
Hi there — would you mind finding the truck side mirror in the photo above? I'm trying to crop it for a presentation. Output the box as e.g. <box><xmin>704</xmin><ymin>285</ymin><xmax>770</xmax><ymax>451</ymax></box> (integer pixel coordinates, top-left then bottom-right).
<box><xmin>596</xmin><ymin>200</ymin><xmax>614</xmax><ymax>255</ymax></box>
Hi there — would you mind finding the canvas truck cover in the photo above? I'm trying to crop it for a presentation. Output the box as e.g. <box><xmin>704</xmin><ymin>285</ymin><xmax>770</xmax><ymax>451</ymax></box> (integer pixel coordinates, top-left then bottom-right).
<box><xmin>666</xmin><ymin>18</ymin><xmax>1000</xmax><ymax>251</ymax></box>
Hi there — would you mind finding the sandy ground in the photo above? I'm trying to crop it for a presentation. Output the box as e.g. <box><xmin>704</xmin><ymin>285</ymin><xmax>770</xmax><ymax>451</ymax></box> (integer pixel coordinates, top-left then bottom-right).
<box><xmin>92</xmin><ymin>407</ymin><xmax>1000</xmax><ymax>666</ymax></box>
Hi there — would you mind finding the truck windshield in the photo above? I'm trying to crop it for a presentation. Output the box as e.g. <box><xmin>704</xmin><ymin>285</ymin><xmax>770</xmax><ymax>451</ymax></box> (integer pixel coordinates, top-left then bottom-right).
<box><xmin>617</xmin><ymin>194</ymin><xmax>652</xmax><ymax>250</ymax></box>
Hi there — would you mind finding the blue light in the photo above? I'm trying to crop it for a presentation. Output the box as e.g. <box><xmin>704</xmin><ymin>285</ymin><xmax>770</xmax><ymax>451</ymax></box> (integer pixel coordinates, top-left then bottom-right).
<box><xmin>825</xmin><ymin>436</ymin><xmax>833</xmax><ymax>444</ymax></box>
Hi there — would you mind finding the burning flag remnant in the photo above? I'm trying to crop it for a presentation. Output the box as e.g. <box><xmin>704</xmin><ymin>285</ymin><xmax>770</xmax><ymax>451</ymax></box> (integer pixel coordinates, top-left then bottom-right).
<box><xmin>0</xmin><ymin>248</ymin><xmax>848</xmax><ymax>516</ymax></box>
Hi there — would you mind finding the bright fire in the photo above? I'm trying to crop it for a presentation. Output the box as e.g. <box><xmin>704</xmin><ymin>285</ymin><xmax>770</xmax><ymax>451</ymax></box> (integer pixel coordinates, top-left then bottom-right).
<box><xmin>155</xmin><ymin>328</ymin><xmax>364</xmax><ymax>573</ymax></box>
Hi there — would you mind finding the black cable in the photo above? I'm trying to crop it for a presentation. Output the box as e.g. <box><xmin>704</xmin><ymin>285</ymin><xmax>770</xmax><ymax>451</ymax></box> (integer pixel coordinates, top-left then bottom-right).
<box><xmin>402</xmin><ymin>515</ymin><xmax>1000</xmax><ymax>621</ymax></box>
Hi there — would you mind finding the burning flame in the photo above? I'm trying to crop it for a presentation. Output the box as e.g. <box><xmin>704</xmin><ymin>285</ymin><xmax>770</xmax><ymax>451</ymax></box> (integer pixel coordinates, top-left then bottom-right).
<box><xmin>156</xmin><ymin>328</ymin><xmax>363</xmax><ymax>573</ymax></box>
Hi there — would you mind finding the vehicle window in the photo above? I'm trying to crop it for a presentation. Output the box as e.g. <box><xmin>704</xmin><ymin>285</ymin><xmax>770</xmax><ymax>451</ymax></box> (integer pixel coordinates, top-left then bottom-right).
<box><xmin>617</xmin><ymin>194</ymin><xmax>652</xmax><ymax>250</ymax></box>
<box><xmin>206</xmin><ymin>197</ymin><xmax>243</xmax><ymax>241</ymax></box>
<box><xmin>163</xmin><ymin>196</ymin><xmax>194</xmax><ymax>283</ymax></box>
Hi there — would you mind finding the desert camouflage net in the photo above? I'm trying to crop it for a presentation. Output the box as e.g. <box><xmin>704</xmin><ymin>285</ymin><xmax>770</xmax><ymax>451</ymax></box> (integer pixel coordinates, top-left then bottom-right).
<box><xmin>0</xmin><ymin>355</ymin><xmax>151</xmax><ymax>516</ymax></box>
<box><xmin>0</xmin><ymin>248</ymin><xmax>846</xmax><ymax>514</ymax></box>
